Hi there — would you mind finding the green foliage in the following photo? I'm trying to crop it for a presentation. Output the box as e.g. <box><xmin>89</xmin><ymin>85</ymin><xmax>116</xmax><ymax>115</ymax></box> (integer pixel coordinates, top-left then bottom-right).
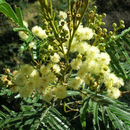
<box><xmin>106</xmin><ymin>27</ymin><xmax>130</xmax><ymax>79</ymax></box>
<box><xmin>1</xmin><ymin>0</ymin><xmax>130</xmax><ymax>130</ymax></box>
<box><xmin>0</xmin><ymin>105</ymin><xmax>73</xmax><ymax>129</ymax></box>
<box><xmin>0</xmin><ymin>86</ymin><xmax>73</xmax><ymax>129</ymax></box>
<box><xmin>80</xmin><ymin>89</ymin><xmax>130</xmax><ymax>130</ymax></box>
<box><xmin>0</xmin><ymin>0</ymin><xmax>23</xmax><ymax>27</ymax></box>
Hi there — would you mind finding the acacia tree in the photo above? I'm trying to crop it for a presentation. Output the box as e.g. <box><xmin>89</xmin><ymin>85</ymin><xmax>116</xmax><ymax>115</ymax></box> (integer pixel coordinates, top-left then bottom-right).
<box><xmin>0</xmin><ymin>0</ymin><xmax>130</xmax><ymax>129</ymax></box>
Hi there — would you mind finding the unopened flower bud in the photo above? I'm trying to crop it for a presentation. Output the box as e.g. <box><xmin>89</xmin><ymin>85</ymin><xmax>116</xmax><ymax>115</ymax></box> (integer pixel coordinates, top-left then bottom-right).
<box><xmin>111</xmin><ymin>36</ymin><xmax>115</xmax><ymax>40</ymax></box>
<box><xmin>89</xmin><ymin>10</ymin><xmax>94</xmax><ymax>14</ymax></box>
<box><xmin>96</xmin><ymin>20</ymin><xmax>100</xmax><ymax>25</ymax></box>
<box><xmin>93</xmin><ymin>6</ymin><xmax>97</xmax><ymax>10</ymax></box>
<box><xmin>112</xmin><ymin>23</ymin><xmax>117</xmax><ymax>28</ymax></box>
<box><xmin>98</xmin><ymin>15</ymin><xmax>102</xmax><ymax>19</ymax></box>
<box><xmin>103</xmin><ymin>28</ymin><xmax>107</xmax><ymax>33</ymax></box>
<box><xmin>76</xmin><ymin>14</ymin><xmax>81</xmax><ymax>19</ymax></box>
<box><xmin>109</xmin><ymin>31</ymin><xmax>113</xmax><ymax>36</ymax></box>
<box><xmin>120</xmin><ymin>24</ymin><xmax>125</xmax><ymax>29</ymax></box>
<box><xmin>100</xmin><ymin>46</ymin><xmax>106</xmax><ymax>51</ymax></box>
<box><xmin>102</xmin><ymin>13</ymin><xmax>106</xmax><ymax>17</ymax></box>
<box><xmin>101</xmin><ymin>22</ymin><xmax>105</xmax><ymax>26</ymax></box>
<box><xmin>100</xmin><ymin>37</ymin><xmax>104</xmax><ymax>41</ymax></box>
<box><xmin>95</xmin><ymin>14</ymin><xmax>98</xmax><ymax>17</ymax></box>
<box><xmin>90</xmin><ymin>23</ymin><xmax>94</xmax><ymax>28</ymax></box>
<box><xmin>120</xmin><ymin>20</ymin><xmax>124</xmax><ymax>24</ymax></box>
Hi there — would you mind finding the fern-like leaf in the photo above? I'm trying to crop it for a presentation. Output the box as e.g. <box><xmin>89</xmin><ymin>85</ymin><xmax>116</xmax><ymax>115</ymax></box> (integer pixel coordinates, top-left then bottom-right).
<box><xmin>106</xmin><ymin>27</ymin><xmax>130</xmax><ymax>79</ymax></box>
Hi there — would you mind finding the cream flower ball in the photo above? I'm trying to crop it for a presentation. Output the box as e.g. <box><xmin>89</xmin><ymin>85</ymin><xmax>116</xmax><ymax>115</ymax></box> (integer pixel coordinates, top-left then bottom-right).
<box><xmin>18</xmin><ymin>31</ymin><xmax>28</xmax><ymax>40</ymax></box>
<box><xmin>77</xmin><ymin>68</ymin><xmax>87</xmax><ymax>78</ymax></box>
<box><xmin>52</xmin><ymin>64</ymin><xmax>61</xmax><ymax>73</ymax></box>
<box><xmin>36</xmin><ymin>79</ymin><xmax>48</xmax><ymax>93</ymax></box>
<box><xmin>40</xmin><ymin>64</ymin><xmax>50</xmax><ymax>76</ymax></box>
<box><xmin>23</xmin><ymin>21</ymin><xmax>28</xmax><ymax>28</ymax></box>
<box><xmin>68</xmin><ymin>77</ymin><xmax>83</xmax><ymax>90</ymax></box>
<box><xmin>76</xmin><ymin>27</ymin><xmax>94</xmax><ymax>40</ymax></box>
<box><xmin>10</xmin><ymin>86</ymin><xmax>19</xmax><ymax>93</ymax></box>
<box><xmin>41</xmin><ymin>76</ymin><xmax>49</xmax><ymax>86</ymax></box>
<box><xmin>14</xmin><ymin>72</ymin><xmax>27</xmax><ymax>86</ymax></box>
<box><xmin>76</xmin><ymin>42</ymin><xmax>90</xmax><ymax>54</ymax></box>
<box><xmin>85</xmin><ymin>46</ymin><xmax>100</xmax><ymax>60</ymax></box>
<box><xmin>97</xmin><ymin>52</ymin><xmax>111</xmax><ymax>65</ymax></box>
<box><xmin>31</xmin><ymin>26</ymin><xmax>42</xmax><ymax>37</ymax></box>
<box><xmin>29</xmin><ymin>41</ymin><xmax>35</xmax><ymax>49</ymax></box>
<box><xmin>70</xmin><ymin>58</ymin><xmax>82</xmax><ymax>70</ymax></box>
<box><xmin>107</xmin><ymin>87</ymin><xmax>120</xmax><ymax>99</ymax></box>
<box><xmin>30</xmin><ymin>69</ymin><xmax>39</xmax><ymax>79</ymax></box>
<box><xmin>50</xmin><ymin>53</ymin><xmax>60</xmax><ymax>63</ymax></box>
<box><xmin>21</xmin><ymin>64</ymin><xmax>34</xmax><ymax>76</ymax></box>
<box><xmin>38</xmin><ymin>30</ymin><xmax>47</xmax><ymax>40</ymax></box>
<box><xmin>53</xmin><ymin>85</ymin><xmax>67</xmax><ymax>99</ymax></box>
<box><xmin>25</xmin><ymin>77</ymin><xmax>36</xmax><ymax>89</ymax></box>
<box><xmin>19</xmin><ymin>86</ymin><xmax>33</xmax><ymax>98</ymax></box>
<box><xmin>47</xmin><ymin>72</ymin><xmax>57</xmax><ymax>83</ymax></box>
<box><xmin>104</xmin><ymin>73</ymin><xmax>119</xmax><ymax>88</ymax></box>
<box><xmin>42</xmin><ymin>88</ymin><xmax>53</xmax><ymax>102</ymax></box>
<box><xmin>59</xmin><ymin>11</ymin><xmax>67</xmax><ymax>19</ymax></box>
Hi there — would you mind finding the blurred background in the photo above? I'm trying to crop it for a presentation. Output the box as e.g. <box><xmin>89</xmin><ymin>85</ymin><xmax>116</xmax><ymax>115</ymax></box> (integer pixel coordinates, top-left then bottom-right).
<box><xmin>0</xmin><ymin>0</ymin><xmax>130</xmax><ymax>73</ymax></box>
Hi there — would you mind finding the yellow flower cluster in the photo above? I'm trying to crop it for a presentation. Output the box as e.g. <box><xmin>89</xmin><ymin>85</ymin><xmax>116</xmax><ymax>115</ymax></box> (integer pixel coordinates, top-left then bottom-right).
<box><xmin>57</xmin><ymin>11</ymin><xmax>124</xmax><ymax>99</ymax></box>
<box><xmin>15</xmin><ymin>10</ymin><xmax>125</xmax><ymax>101</ymax></box>
<box><xmin>68</xmin><ymin>43</ymin><xmax>124</xmax><ymax>99</ymax></box>
<box><xmin>18</xmin><ymin>21</ymin><xmax>47</xmax><ymax>43</ymax></box>
<box><xmin>13</xmin><ymin>63</ymin><xmax>68</xmax><ymax>102</ymax></box>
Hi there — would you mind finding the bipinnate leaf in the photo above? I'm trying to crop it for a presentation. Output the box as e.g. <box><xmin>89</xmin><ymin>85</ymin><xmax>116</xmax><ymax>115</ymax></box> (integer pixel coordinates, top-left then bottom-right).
<box><xmin>93</xmin><ymin>102</ymin><xmax>100</xmax><ymax>130</ymax></box>
<box><xmin>106</xmin><ymin>108</ymin><xmax>125</xmax><ymax>130</ymax></box>
<box><xmin>67</xmin><ymin>90</ymin><xmax>80</xmax><ymax>97</ymax></box>
<box><xmin>0</xmin><ymin>1</ymin><xmax>18</xmax><ymax>24</ymax></box>
<box><xmin>0</xmin><ymin>105</ymin><xmax>73</xmax><ymax>130</ymax></box>
<box><xmin>80</xmin><ymin>95</ymin><xmax>94</xmax><ymax>130</ymax></box>
<box><xmin>106</xmin><ymin>27</ymin><xmax>130</xmax><ymax>79</ymax></box>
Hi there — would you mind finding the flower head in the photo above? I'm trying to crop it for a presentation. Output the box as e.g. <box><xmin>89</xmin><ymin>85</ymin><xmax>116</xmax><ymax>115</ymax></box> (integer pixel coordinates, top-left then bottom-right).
<box><xmin>18</xmin><ymin>31</ymin><xmax>28</xmax><ymax>40</ymax></box>
<box><xmin>97</xmin><ymin>52</ymin><xmax>111</xmax><ymax>65</ymax></box>
<box><xmin>85</xmin><ymin>46</ymin><xmax>100</xmax><ymax>60</ymax></box>
<box><xmin>59</xmin><ymin>11</ymin><xmax>67</xmax><ymax>19</ymax></box>
<box><xmin>40</xmin><ymin>65</ymin><xmax>50</xmax><ymax>76</ymax></box>
<box><xmin>31</xmin><ymin>26</ymin><xmax>42</xmax><ymax>37</ymax></box>
<box><xmin>107</xmin><ymin>87</ymin><xmax>120</xmax><ymax>99</ymax></box>
<box><xmin>42</xmin><ymin>88</ymin><xmax>53</xmax><ymax>102</ymax></box>
<box><xmin>14</xmin><ymin>72</ymin><xmax>27</xmax><ymax>86</ymax></box>
<box><xmin>76</xmin><ymin>27</ymin><xmax>93</xmax><ymax>40</ymax></box>
<box><xmin>70</xmin><ymin>58</ymin><xmax>82</xmax><ymax>70</ymax></box>
<box><xmin>53</xmin><ymin>85</ymin><xmax>67</xmax><ymax>99</ymax></box>
<box><xmin>76</xmin><ymin>42</ymin><xmax>90</xmax><ymax>54</ymax></box>
<box><xmin>10</xmin><ymin>86</ymin><xmax>19</xmax><ymax>93</ymax></box>
<box><xmin>21</xmin><ymin>64</ymin><xmax>34</xmax><ymax>76</ymax></box>
<box><xmin>68</xmin><ymin>77</ymin><xmax>83</xmax><ymax>90</ymax></box>
<box><xmin>50</xmin><ymin>53</ymin><xmax>60</xmax><ymax>63</ymax></box>
<box><xmin>36</xmin><ymin>79</ymin><xmax>48</xmax><ymax>93</ymax></box>
<box><xmin>23</xmin><ymin>21</ymin><xmax>28</xmax><ymax>28</ymax></box>
<box><xmin>47</xmin><ymin>72</ymin><xmax>57</xmax><ymax>83</ymax></box>
<box><xmin>52</xmin><ymin>64</ymin><xmax>61</xmax><ymax>73</ymax></box>
<box><xmin>25</xmin><ymin>77</ymin><xmax>36</xmax><ymax>89</ymax></box>
<box><xmin>19</xmin><ymin>86</ymin><xmax>33</xmax><ymax>98</ymax></box>
<box><xmin>38</xmin><ymin>30</ymin><xmax>47</xmax><ymax>40</ymax></box>
<box><xmin>30</xmin><ymin>69</ymin><xmax>39</xmax><ymax>79</ymax></box>
<box><xmin>104</xmin><ymin>73</ymin><xmax>119</xmax><ymax>88</ymax></box>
